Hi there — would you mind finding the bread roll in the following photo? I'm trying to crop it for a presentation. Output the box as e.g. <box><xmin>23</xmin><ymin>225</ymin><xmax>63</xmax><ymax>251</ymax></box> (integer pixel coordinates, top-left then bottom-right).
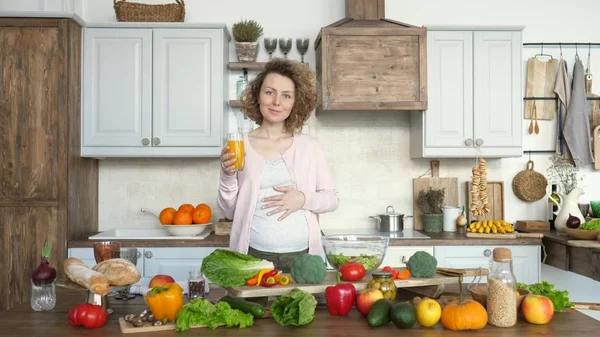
<box><xmin>92</xmin><ymin>258</ymin><xmax>141</xmax><ymax>286</ymax></box>
<box><xmin>64</xmin><ymin>258</ymin><xmax>110</xmax><ymax>296</ymax></box>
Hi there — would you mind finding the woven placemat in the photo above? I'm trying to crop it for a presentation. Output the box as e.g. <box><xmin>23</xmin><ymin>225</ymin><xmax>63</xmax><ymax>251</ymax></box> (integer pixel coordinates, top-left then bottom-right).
<box><xmin>512</xmin><ymin>160</ymin><xmax>548</xmax><ymax>201</ymax></box>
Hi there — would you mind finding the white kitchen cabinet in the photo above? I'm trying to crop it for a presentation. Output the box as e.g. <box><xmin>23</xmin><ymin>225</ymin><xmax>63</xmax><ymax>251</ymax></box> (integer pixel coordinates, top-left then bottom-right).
<box><xmin>410</xmin><ymin>26</ymin><xmax>524</xmax><ymax>158</ymax></box>
<box><xmin>82</xmin><ymin>26</ymin><xmax>229</xmax><ymax>158</ymax></box>
<box><xmin>382</xmin><ymin>246</ymin><xmax>434</xmax><ymax>267</ymax></box>
<box><xmin>434</xmin><ymin>245</ymin><xmax>540</xmax><ymax>285</ymax></box>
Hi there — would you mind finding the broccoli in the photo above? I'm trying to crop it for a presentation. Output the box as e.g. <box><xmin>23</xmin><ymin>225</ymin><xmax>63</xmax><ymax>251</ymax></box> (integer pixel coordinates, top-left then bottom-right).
<box><xmin>406</xmin><ymin>251</ymin><xmax>437</xmax><ymax>278</ymax></box>
<box><xmin>290</xmin><ymin>254</ymin><xmax>327</xmax><ymax>284</ymax></box>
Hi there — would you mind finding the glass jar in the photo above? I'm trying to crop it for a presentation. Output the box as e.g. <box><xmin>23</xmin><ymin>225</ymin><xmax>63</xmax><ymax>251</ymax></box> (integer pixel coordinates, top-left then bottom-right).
<box><xmin>367</xmin><ymin>272</ymin><xmax>396</xmax><ymax>301</ymax></box>
<box><xmin>188</xmin><ymin>269</ymin><xmax>206</xmax><ymax>300</ymax></box>
<box><xmin>236</xmin><ymin>73</ymin><xmax>248</xmax><ymax>100</ymax></box>
<box><xmin>487</xmin><ymin>248</ymin><xmax>518</xmax><ymax>327</ymax></box>
<box><xmin>31</xmin><ymin>280</ymin><xmax>56</xmax><ymax>311</ymax></box>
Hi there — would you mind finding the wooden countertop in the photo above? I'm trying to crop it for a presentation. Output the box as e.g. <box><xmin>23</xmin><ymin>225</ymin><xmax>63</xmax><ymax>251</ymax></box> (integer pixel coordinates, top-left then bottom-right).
<box><xmin>3</xmin><ymin>287</ymin><xmax>598</xmax><ymax>336</ymax></box>
<box><xmin>68</xmin><ymin>231</ymin><xmax>542</xmax><ymax>248</ymax></box>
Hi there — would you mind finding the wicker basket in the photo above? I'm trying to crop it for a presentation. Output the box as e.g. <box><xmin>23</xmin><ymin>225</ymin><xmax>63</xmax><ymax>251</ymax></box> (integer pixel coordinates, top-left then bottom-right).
<box><xmin>512</xmin><ymin>160</ymin><xmax>548</xmax><ymax>202</ymax></box>
<box><xmin>114</xmin><ymin>0</ymin><xmax>185</xmax><ymax>22</ymax></box>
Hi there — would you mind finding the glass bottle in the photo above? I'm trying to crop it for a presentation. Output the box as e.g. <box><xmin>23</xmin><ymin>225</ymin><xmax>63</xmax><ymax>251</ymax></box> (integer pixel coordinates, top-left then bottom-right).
<box><xmin>366</xmin><ymin>272</ymin><xmax>397</xmax><ymax>301</ymax></box>
<box><xmin>31</xmin><ymin>280</ymin><xmax>56</xmax><ymax>311</ymax></box>
<box><xmin>487</xmin><ymin>248</ymin><xmax>517</xmax><ymax>327</ymax></box>
<box><xmin>236</xmin><ymin>69</ymin><xmax>248</xmax><ymax>100</ymax></box>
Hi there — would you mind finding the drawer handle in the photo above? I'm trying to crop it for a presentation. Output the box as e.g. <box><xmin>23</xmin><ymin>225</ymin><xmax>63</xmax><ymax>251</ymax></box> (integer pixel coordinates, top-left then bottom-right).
<box><xmin>401</xmin><ymin>255</ymin><xmax>407</xmax><ymax>264</ymax></box>
<box><xmin>484</xmin><ymin>249</ymin><xmax>492</xmax><ymax>257</ymax></box>
<box><xmin>144</xmin><ymin>251</ymin><xmax>153</xmax><ymax>259</ymax></box>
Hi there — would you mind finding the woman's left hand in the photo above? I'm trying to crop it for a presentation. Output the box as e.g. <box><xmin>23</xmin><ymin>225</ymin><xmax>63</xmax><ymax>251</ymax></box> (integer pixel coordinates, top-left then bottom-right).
<box><xmin>262</xmin><ymin>186</ymin><xmax>306</xmax><ymax>221</ymax></box>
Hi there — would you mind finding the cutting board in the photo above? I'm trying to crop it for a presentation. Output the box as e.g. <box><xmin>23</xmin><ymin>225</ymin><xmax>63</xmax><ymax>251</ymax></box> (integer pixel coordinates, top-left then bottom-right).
<box><xmin>466</xmin><ymin>181</ymin><xmax>505</xmax><ymax>223</ymax></box>
<box><xmin>225</xmin><ymin>268</ymin><xmax>486</xmax><ymax>298</ymax></box>
<box><xmin>413</xmin><ymin>161</ymin><xmax>459</xmax><ymax>230</ymax></box>
<box><xmin>515</xmin><ymin>220</ymin><xmax>550</xmax><ymax>231</ymax></box>
<box><xmin>524</xmin><ymin>57</ymin><xmax>559</xmax><ymax>120</ymax></box>
<box><xmin>594</xmin><ymin>125</ymin><xmax>600</xmax><ymax>171</ymax></box>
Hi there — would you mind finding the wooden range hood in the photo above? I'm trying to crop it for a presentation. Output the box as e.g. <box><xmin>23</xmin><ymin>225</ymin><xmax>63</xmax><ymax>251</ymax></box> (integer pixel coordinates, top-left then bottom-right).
<box><xmin>314</xmin><ymin>0</ymin><xmax>427</xmax><ymax>113</ymax></box>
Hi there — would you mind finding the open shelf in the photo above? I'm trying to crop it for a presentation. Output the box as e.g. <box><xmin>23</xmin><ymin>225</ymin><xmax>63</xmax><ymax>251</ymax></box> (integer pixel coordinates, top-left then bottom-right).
<box><xmin>228</xmin><ymin>62</ymin><xmax>266</xmax><ymax>71</ymax></box>
<box><xmin>229</xmin><ymin>100</ymin><xmax>242</xmax><ymax>108</ymax></box>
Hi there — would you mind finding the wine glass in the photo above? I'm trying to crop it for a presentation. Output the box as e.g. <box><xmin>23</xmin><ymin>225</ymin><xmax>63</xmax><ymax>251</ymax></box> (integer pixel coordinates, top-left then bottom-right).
<box><xmin>264</xmin><ymin>38</ymin><xmax>277</xmax><ymax>60</ymax></box>
<box><xmin>114</xmin><ymin>248</ymin><xmax>138</xmax><ymax>300</ymax></box>
<box><xmin>296</xmin><ymin>38</ymin><xmax>309</xmax><ymax>63</ymax></box>
<box><xmin>278</xmin><ymin>38</ymin><xmax>292</xmax><ymax>59</ymax></box>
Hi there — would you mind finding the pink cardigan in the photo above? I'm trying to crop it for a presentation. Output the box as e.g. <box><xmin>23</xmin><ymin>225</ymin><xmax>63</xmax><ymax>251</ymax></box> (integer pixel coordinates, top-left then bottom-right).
<box><xmin>218</xmin><ymin>133</ymin><xmax>339</xmax><ymax>255</ymax></box>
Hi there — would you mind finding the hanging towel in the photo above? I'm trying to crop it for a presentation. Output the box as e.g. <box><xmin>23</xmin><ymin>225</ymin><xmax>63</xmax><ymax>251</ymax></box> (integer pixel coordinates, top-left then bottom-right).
<box><xmin>554</xmin><ymin>58</ymin><xmax>571</xmax><ymax>156</ymax></box>
<box><xmin>564</xmin><ymin>57</ymin><xmax>594</xmax><ymax>166</ymax></box>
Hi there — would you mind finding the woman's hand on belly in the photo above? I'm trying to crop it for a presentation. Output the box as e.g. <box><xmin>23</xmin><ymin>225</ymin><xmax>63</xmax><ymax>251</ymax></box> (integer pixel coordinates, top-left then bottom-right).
<box><xmin>261</xmin><ymin>186</ymin><xmax>306</xmax><ymax>221</ymax></box>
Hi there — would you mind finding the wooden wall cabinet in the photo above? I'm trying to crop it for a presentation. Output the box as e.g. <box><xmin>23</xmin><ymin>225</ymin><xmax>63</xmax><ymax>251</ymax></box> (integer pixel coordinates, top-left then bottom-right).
<box><xmin>410</xmin><ymin>27</ymin><xmax>524</xmax><ymax>158</ymax></box>
<box><xmin>0</xmin><ymin>18</ymin><xmax>98</xmax><ymax>312</ymax></box>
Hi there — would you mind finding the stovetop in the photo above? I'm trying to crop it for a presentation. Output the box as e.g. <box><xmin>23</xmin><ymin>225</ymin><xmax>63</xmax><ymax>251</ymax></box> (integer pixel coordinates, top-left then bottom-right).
<box><xmin>321</xmin><ymin>228</ymin><xmax>430</xmax><ymax>239</ymax></box>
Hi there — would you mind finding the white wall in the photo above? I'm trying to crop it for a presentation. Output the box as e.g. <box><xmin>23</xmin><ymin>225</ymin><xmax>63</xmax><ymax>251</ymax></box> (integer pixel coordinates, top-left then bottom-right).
<box><xmin>79</xmin><ymin>0</ymin><xmax>600</xmax><ymax>230</ymax></box>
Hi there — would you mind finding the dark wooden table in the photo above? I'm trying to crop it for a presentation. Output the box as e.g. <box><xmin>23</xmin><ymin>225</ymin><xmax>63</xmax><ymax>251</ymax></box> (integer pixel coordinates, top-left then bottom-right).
<box><xmin>1</xmin><ymin>287</ymin><xmax>598</xmax><ymax>336</ymax></box>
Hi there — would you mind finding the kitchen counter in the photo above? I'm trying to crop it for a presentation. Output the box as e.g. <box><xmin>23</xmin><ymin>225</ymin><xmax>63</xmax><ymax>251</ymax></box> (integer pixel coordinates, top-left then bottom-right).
<box><xmin>68</xmin><ymin>231</ymin><xmax>542</xmax><ymax>248</ymax></box>
<box><xmin>2</xmin><ymin>287</ymin><xmax>598</xmax><ymax>336</ymax></box>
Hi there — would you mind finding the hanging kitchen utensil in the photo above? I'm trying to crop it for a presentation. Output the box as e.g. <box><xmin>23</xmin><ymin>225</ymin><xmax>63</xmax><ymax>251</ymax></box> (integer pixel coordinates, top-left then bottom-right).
<box><xmin>528</xmin><ymin>101</ymin><xmax>536</xmax><ymax>135</ymax></box>
<box><xmin>525</xmin><ymin>48</ymin><xmax>559</xmax><ymax>121</ymax></box>
<box><xmin>512</xmin><ymin>159</ymin><xmax>548</xmax><ymax>202</ymax></box>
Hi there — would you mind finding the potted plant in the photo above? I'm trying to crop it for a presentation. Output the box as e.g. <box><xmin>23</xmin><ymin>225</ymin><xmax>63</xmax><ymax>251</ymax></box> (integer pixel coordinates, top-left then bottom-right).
<box><xmin>417</xmin><ymin>187</ymin><xmax>446</xmax><ymax>233</ymax></box>
<box><xmin>232</xmin><ymin>19</ymin><xmax>263</xmax><ymax>62</ymax></box>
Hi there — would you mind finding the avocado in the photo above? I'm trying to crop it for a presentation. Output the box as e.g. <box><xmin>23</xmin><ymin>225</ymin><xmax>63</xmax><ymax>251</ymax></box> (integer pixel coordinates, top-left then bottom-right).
<box><xmin>367</xmin><ymin>299</ymin><xmax>393</xmax><ymax>327</ymax></box>
<box><xmin>390</xmin><ymin>302</ymin><xmax>417</xmax><ymax>329</ymax></box>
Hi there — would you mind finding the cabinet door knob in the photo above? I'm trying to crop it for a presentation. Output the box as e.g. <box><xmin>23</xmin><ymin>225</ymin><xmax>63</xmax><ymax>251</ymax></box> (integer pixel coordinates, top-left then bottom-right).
<box><xmin>144</xmin><ymin>251</ymin><xmax>153</xmax><ymax>259</ymax></box>
<box><xmin>465</xmin><ymin>138</ymin><xmax>474</xmax><ymax>146</ymax></box>
<box><xmin>484</xmin><ymin>249</ymin><xmax>492</xmax><ymax>257</ymax></box>
<box><xmin>137</xmin><ymin>251</ymin><xmax>142</xmax><ymax>259</ymax></box>
<box><xmin>475</xmin><ymin>138</ymin><xmax>484</xmax><ymax>146</ymax></box>
<box><xmin>153</xmin><ymin>137</ymin><xmax>161</xmax><ymax>146</ymax></box>
<box><xmin>142</xmin><ymin>138</ymin><xmax>150</xmax><ymax>146</ymax></box>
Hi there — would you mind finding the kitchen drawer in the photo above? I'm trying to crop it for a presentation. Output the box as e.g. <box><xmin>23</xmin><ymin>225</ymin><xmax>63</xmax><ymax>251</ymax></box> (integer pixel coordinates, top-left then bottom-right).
<box><xmin>434</xmin><ymin>245</ymin><xmax>540</xmax><ymax>284</ymax></box>
<box><xmin>382</xmin><ymin>246</ymin><xmax>434</xmax><ymax>267</ymax></box>
<box><xmin>141</xmin><ymin>247</ymin><xmax>217</xmax><ymax>283</ymax></box>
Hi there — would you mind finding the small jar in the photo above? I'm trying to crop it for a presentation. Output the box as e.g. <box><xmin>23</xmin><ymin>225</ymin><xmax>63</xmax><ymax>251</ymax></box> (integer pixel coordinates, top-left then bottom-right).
<box><xmin>367</xmin><ymin>272</ymin><xmax>396</xmax><ymax>301</ymax></box>
<box><xmin>236</xmin><ymin>74</ymin><xmax>248</xmax><ymax>100</ymax></box>
<box><xmin>188</xmin><ymin>269</ymin><xmax>206</xmax><ymax>300</ymax></box>
<box><xmin>487</xmin><ymin>248</ymin><xmax>518</xmax><ymax>327</ymax></box>
<box><xmin>31</xmin><ymin>280</ymin><xmax>56</xmax><ymax>311</ymax></box>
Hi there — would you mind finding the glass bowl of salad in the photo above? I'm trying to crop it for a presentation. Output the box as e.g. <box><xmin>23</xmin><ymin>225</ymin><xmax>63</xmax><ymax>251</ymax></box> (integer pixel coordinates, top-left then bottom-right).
<box><xmin>322</xmin><ymin>235</ymin><xmax>389</xmax><ymax>272</ymax></box>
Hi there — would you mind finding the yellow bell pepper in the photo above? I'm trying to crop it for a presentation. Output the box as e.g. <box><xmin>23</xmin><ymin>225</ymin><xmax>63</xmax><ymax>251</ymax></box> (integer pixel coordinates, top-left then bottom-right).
<box><xmin>145</xmin><ymin>283</ymin><xmax>184</xmax><ymax>322</ymax></box>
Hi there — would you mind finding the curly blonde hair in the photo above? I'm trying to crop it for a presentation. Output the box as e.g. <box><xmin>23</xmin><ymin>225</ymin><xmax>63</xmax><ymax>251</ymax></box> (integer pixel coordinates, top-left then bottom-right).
<box><xmin>241</xmin><ymin>59</ymin><xmax>317</xmax><ymax>132</ymax></box>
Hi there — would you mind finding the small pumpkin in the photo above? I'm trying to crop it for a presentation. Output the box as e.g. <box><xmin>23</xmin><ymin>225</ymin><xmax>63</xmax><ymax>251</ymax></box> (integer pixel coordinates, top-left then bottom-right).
<box><xmin>441</xmin><ymin>277</ymin><xmax>488</xmax><ymax>331</ymax></box>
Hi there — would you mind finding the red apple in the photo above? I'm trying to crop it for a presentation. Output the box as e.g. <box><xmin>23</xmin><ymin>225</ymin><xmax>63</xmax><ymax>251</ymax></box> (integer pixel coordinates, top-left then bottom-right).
<box><xmin>521</xmin><ymin>294</ymin><xmax>554</xmax><ymax>324</ymax></box>
<box><xmin>355</xmin><ymin>288</ymin><xmax>384</xmax><ymax>316</ymax></box>
<box><xmin>149</xmin><ymin>274</ymin><xmax>176</xmax><ymax>288</ymax></box>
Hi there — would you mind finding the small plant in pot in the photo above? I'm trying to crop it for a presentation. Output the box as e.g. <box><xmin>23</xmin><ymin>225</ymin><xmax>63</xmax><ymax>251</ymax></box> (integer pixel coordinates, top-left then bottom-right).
<box><xmin>232</xmin><ymin>19</ymin><xmax>263</xmax><ymax>62</ymax></box>
<box><xmin>417</xmin><ymin>187</ymin><xmax>446</xmax><ymax>233</ymax></box>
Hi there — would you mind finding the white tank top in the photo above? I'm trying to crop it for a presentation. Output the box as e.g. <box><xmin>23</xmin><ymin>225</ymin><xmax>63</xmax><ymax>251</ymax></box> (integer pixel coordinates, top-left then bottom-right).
<box><xmin>249</xmin><ymin>156</ymin><xmax>309</xmax><ymax>253</ymax></box>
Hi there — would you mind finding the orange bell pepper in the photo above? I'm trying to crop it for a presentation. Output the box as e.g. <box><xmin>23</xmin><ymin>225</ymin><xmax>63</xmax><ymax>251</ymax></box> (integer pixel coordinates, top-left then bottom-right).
<box><xmin>145</xmin><ymin>283</ymin><xmax>184</xmax><ymax>322</ymax></box>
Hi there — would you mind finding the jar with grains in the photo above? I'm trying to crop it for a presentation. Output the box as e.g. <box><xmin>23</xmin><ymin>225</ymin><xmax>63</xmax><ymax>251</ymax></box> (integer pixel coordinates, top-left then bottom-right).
<box><xmin>367</xmin><ymin>272</ymin><xmax>396</xmax><ymax>301</ymax></box>
<box><xmin>487</xmin><ymin>248</ymin><xmax>518</xmax><ymax>327</ymax></box>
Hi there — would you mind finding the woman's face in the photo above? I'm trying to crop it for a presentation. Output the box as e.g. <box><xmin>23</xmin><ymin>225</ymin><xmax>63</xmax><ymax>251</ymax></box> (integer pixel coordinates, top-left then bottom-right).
<box><xmin>258</xmin><ymin>73</ymin><xmax>295</xmax><ymax>125</ymax></box>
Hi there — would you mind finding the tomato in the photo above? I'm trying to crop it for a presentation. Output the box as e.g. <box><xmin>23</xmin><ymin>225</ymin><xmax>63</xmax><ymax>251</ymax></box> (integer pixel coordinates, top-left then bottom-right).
<box><xmin>68</xmin><ymin>303</ymin><xmax>107</xmax><ymax>329</ymax></box>
<box><xmin>339</xmin><ymin>262</ymin><xmax>366</xmax><ymax>282</ymax></box>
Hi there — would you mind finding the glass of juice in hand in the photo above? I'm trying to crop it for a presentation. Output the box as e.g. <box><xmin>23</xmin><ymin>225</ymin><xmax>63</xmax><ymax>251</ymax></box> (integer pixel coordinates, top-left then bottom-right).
<box><xmin>227</xmin><ymin>133</ymin><xmax>245</xmax><ymax>171</ymax></box>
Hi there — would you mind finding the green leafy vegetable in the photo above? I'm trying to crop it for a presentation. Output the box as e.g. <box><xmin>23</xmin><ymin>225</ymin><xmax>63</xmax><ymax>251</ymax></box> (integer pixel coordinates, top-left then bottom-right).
<box><xmin>176</xmin><ymin>297</ymin><xmax>253</xmax><ymax>331</ymax></box>
<box><xmin>270</xmin><ymin>288</ymin><xmax>317</xmax><ymax>326</ymax></box>
<box><xmin>579</xmin><ymin>220</ymin><xmax>600</xmax><ymax>230</ymax></box>
<box><xmin>327</xmin><ymin>253</ymin><xmax>381</xmax><ymax>271</ymax></box>
<box><xmin>517</xmin><ymin>281</ymin><xmax>574</xmax><ymax>312</ymax></box>
<box><xmin>406</xmin><ymin>251</ymin><xmax>437</xmax><ymax>278</ymax></box>
<box><xmin>290</xmin><ymin>254</ymin><xmax>327</xmax><ymax>284</ymax></box>
<box><xmin>201</xmin><ymin>249</ymin><xmax>275</xmax><ymax>288</ymax></box>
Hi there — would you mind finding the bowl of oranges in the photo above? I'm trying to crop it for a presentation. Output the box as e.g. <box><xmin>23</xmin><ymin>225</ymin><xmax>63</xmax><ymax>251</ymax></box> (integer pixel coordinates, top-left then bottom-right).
<box><xmin>157</xmin><ymin>203</ymin><xmax>213</xmax><ymax>237</ymax></box>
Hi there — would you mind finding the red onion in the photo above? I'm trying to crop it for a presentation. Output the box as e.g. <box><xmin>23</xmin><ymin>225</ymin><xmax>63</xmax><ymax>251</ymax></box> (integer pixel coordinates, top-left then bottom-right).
<box><xmin>32</xmin><ymin>241</ymin><xmax>57</xmax><ymax>286</ymax></box>
<box><xmin>566</xmin><ymin>214</ymin><xmax>581</xmax><ymax>229</ymax></box>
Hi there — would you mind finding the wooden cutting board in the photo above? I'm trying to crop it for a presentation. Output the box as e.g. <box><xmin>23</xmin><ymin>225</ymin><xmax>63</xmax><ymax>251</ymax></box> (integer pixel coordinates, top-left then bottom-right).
<box><xmin>413</xmin><ymin>161</ymin><xmax>459</xmax><ymax>230</ymax></box>
<box><xmin>515</xmin><ymin>220</ymin><xmax>550</xmax><ymax>231</ymax></box>
<box><xmin>524</xmin><ymin>57</ymin><xmax>559</xmax><ymax>120</ymax></box>
<box><xmin>225</xmin><ymin>268</ymin><xmax>486</xmax><ymax>298</ymax></box>
<box><xmin>466</xmin><ymin>181</ymin><xmax>505</xmax><ymax>223</ymax></box>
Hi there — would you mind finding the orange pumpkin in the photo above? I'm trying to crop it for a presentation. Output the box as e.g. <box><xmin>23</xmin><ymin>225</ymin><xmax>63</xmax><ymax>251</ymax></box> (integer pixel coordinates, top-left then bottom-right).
<box><xmin>441</xmin><ymin>277</ymin><xmax>488</xmax><ymax>331</ymax></box>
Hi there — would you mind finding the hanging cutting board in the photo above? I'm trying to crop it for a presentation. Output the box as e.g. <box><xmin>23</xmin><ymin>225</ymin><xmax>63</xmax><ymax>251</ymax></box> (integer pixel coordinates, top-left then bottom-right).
<box><xmin>412</xmin><ymin>161</ymin><xmax>459</xmax><ymax>230</ymax></box>
<box><xmin>466</xmin><ymin>181</ymin><xmax>505</xmax><ymax>223</ymax></box>
<box><xmin>525</xmin><ymin>57</ymin><xmax>559</xmax><ymax>120</ymax></box>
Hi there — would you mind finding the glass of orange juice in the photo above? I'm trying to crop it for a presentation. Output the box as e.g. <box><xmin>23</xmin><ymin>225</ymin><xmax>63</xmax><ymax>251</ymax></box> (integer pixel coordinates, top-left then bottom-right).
<box><xmin>226</xmin><ymin>133</ymin><xmax>245</xmax><ymax>170</ymax></box>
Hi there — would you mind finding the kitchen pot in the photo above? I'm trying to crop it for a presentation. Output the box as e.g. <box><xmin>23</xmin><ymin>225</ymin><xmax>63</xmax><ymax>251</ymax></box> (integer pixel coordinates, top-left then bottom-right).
<box><xmin>370</xmin><ymin>206</ymin><xmax>412</xmax><ymax>232</ymax></box>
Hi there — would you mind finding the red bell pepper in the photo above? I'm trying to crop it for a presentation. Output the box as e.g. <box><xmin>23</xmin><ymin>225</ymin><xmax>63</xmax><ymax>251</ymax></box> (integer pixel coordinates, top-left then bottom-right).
<box><xmin>325</xmin><ymin>283</ymin><xmax>356</xmax><ymax>316</ymax></box>
<box><xmin>339</xmin><ymin>262</ymin><xmax>366</xmax><ymax>282</ymax></box>
<box><xmin>260</xmin><ymin>269</ymin><xmax>278</xmax><ymax>287</ymax></box>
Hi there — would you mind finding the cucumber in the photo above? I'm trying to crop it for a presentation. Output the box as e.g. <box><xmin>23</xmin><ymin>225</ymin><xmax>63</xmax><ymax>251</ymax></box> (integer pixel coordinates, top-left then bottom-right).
<box><xmin>220</xmin><ymin>295</ymin><xmax>265</xmax><ymax>318</ymax></box>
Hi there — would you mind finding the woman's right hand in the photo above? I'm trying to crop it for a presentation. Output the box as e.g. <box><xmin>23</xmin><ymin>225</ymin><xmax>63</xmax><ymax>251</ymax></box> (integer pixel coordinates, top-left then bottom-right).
<box><xmin>221</xmin><ymin>146</ymin><xmax>237</xmax><ymax>176</ymax></box>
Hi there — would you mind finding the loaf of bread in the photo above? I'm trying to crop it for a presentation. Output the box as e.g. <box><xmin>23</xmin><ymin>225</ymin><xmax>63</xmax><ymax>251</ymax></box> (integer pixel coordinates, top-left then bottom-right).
<box><xmin>64</xmin><ymin>258</ymin><xmax>110</xmax><ymax>296</ymax></box>
<box><xmin>92</xmin><ymin>258</ymin><xmax>141</xmax><ymax>286</ymax></box>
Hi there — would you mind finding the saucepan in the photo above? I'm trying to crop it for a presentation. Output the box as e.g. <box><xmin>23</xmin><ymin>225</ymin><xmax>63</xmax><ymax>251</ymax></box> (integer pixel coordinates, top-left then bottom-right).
<box><xmin>369</xmin><ymin>206</ymin><xmax>412</xmax><ymax>232</ymax></box>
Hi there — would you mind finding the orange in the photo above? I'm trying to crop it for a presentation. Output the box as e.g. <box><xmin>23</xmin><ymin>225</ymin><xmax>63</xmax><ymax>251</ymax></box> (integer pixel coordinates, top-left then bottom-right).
<box><xmin>178</xmin><ymin>204</ymin><xmax>195</xmax><ymax>213</ymax></box>
<box><xmin>192</xmin><ymin>206</ymin><xmax>211</xmax><ymax>224</ymax></box>
<box><xmin>159</xmin><ymin>207</ymin><xmax>176</xmax><ymax>225</ymax></box>
<box><xmin>173</xmin><ymin>210</ymin><xmax>193</xmax><ymax>225</ymax></box>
